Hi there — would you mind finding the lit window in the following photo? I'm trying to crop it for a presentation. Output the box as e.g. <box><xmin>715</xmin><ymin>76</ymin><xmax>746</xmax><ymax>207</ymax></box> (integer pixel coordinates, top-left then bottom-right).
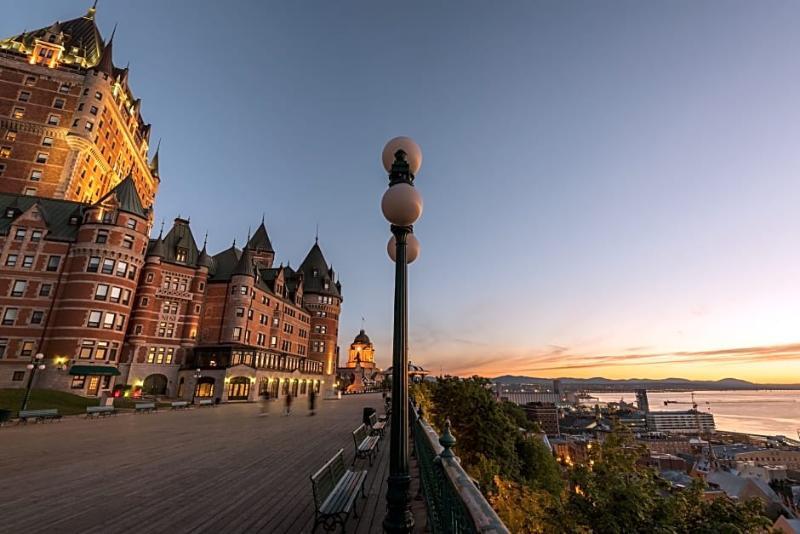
<box><xmin>2</xmin><ymin>308</ymin><xmax>18</xmax><ymax>325</ymax></box>
<box><xmin>5</xmin><ymin>131</ymin><xmax>16</xmax><ymax>141</ymax></box>
<box><xmin>101</xmin><ymin>258</ymin><xmax>115</xmax><ymax>274</ymax></box>
<box><xmin>12</xmin><ymin>107</ymin><xmax>25</xmax><ymax>119</ymax></box>
<box><xmin>103</xmin><ymin>312</ymin><xmax>116</xmax><ymax>329</ymax></box>
<box><xmin>94</xmin><ymin>284</ymin><xmax>109</xmax><ymax>300</ymax></box>
<box><xmin>115</xmin><ymin>314</ymin><xmax>125</xmax><ymax>331</ymax></box>
<box><xmin>109</xmin><ymin>286</ymin><xmax>121</xmax><ymax>303</ymax></box>
<box><xmin>11</xmin><ymin>280</ymin><xmax>26</xmax><ymax>297</ymax></box>
<box><xmin>85</xmin><ymin>121</ymin><xmax>94</xmax><ymax>131</ymax></box>
<box><xmin>87</xmin><ymin>311</ymin><xmax>102</xmax><ymax>327</ymax></box>
<box><xmin>24</xmin><ymin>76</ymin><xmax>36</xmax><ymax>86</ymax></box>
<box><xmin>0</xmin><ymin>146</ymin><xmax>11</xmax><ymax>158</ymax></box>
<box><xmin>87</xmin><ymin>256</ymin><xmax>100</xmax><ymax>272</ymax></box>
<box><xmin>20</xmin><ymin>341</ymin><xmax>34</xmax><ymax>357</ymax></box>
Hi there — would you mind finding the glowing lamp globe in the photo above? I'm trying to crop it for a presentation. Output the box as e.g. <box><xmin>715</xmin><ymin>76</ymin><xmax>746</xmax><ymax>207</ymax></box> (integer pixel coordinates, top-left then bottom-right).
<box><xmin>382</xmin><ymin>136</ymin><xmax>422</xmax><ymax>174</ymax></box>
<box><xmin>381</xmin><ymin>183</ymin><xmax>423</xmax><ymax>226</ymax></box>
<box><xmin>387</xmin><ymin>233</ymin><xmax>420</xmax><ymax>264</ymax></box>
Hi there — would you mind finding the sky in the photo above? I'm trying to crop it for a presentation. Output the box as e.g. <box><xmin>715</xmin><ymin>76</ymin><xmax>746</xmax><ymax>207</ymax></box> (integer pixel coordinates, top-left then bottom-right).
<box><xmin>5</xmin><ymin>1</ymin><xmax>800</xmax><ymax>383</ymax></box>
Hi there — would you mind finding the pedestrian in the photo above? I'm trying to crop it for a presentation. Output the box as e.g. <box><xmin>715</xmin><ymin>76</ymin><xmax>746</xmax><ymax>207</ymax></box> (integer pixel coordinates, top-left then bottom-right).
<box><xmin>308</xmin><ymin>388</ymin><xmax>317</xmax><ymax>416</ymax></box>
<box><xmin>260</xmin><ymin>390</ymin><xmax>270</xmax><ymax>416</ymax></box>
<box><xmin>284</xmin><ymin>392</ymin><xmax>292</xmax><ymax>416</ymax></box>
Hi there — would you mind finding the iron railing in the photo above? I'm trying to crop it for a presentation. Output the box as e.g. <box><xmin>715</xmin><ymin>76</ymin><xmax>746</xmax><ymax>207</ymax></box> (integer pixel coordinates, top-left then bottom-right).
<box><xmin>411</xmin><ymin>402</ymin><xmax>510</xmax><ymax>534</ymax></box>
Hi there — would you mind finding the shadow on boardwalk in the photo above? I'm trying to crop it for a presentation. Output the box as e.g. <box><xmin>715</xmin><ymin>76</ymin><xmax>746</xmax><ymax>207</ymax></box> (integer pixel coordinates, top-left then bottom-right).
<box><xmin>0</xmin><ymin>395</ymin><xmax>427</xmax><ymax>533</ymax></box>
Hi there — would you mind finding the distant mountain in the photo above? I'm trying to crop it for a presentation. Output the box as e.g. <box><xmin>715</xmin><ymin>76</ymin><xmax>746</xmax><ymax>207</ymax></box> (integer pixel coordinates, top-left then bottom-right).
<box><xmin>490</xmin><ymin>375</ymin><xmax>800</xmax><ymax>390</ymax></box>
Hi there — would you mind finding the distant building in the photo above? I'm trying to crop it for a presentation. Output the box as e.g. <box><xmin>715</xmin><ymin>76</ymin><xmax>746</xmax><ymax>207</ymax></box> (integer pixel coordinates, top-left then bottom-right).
<box><xmin>336</xmin><ymin>329</ymin><xmax>382</xmax><ymax>393</ymax></box>
<box><xmin>552</xmin><ymin>379</ymin><xmax>561</xmax><ymax>395</ymax></box>
<box><xmin>525</xmin><ymin>402</ymin><xmax>560</xmax><ymax>436</ymax></box>
<box><xmin>646</xmin><ymin>410</ymin><xmax>715</xmax><ymax>434</ymax></box>
<box><xmin>504</xmin><ymin>392</ymin><xmax>561</xmax><ymax>406</ymax></box>
<box><xmin>636</xmin><ymin>388</ymin><xmax>650</xmax><ymax>413</ymax></box>
<box><xmin>714</xmin><ymin>445</ymin><xmax>800</xmax><ymax>471</ymax></box>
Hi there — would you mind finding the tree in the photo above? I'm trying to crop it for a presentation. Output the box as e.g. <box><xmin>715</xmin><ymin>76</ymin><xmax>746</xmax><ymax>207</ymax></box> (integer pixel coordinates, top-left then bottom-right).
<box><xmin>516</xmin><ymin>436</ymin><xmax>563</xmax><ymax>497</ymax></box>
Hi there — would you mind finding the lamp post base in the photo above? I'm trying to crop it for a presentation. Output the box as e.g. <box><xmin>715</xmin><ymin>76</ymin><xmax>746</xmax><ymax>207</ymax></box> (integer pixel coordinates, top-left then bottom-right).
<box><xmin>383</xmin><ymin>473</ymin><xmax>414</xmax><ymax>533</ymax></box>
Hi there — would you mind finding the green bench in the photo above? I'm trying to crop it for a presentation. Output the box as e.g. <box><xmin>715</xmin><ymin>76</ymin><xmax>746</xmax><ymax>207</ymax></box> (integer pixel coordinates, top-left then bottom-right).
<box><xmin>310</xmin><ymin>448</ymin><xmax>367</xmax><ymax>533</ymax></box>
<box><xmin>18</xmin><ymin>408</ymin><xmax>61</xmax><ymax>423</ymax></box>
<box><xmin>134</xmin><ymin>402</ymin><xmax>156</xmax><ymax>413</ymax></box>
<box><xmin>352</xmin><ymin>423</ymin><xmax>380</xmax><ymax>466</ymax></box>
<box><xmin>171</xmin><ymin>401</ymin><xmax>189</xmax><ymax>410</ymax></box>
<box><xmin>368</xmin><ymin>412</ymin><xmax>386</xmax><ymax>438</ymax></box>
<box><xmin>86</xmin><ymin>405</ymin><xmax>116</xmax><ymax>418</ymax></box>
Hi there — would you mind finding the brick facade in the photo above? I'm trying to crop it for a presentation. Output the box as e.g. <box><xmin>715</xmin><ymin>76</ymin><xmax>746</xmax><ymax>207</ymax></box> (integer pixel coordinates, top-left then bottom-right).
<box><xmin>0</xmin><ymin>7</ymin><xmax>343</xmax><ymax>402</ymax></box>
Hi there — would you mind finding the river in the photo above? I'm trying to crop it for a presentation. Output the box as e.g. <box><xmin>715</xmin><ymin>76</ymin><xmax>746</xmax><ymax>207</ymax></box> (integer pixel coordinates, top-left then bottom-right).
<box><xmin>586</xmin><ymin>390</ymin><xmax>800</xmax><ymax>437</ymax></box>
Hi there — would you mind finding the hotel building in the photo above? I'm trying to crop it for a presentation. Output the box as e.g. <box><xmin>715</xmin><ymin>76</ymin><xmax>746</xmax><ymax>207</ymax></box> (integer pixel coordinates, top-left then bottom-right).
<box><xmin>0</xmin><ymin>6</ymin><xmax>342</xmax><ymax>402</ymax></box>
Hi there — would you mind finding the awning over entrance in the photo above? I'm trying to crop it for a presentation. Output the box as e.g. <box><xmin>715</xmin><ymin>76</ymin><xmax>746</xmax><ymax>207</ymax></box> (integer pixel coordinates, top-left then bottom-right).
<box><xmin>69</xmin><ymin>365</ymin><xmax>121</xmax><ymax>376</ymax></box>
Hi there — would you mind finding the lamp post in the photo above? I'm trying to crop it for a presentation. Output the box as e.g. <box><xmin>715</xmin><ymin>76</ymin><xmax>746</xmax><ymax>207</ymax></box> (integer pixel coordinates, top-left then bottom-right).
<box><xmin>381</xmin><ymin>136</ymin><xmax>423</xmax><ymax>533</ymax></box>
<box><xmin>20</xmin><ymin>352</ymin><xmax>46</xmax><ymax>412</ymax></box>
<box><xmin>192</xmin><ymin>368</ymin><xmax>202</xmax><ymax>404</ymax></box>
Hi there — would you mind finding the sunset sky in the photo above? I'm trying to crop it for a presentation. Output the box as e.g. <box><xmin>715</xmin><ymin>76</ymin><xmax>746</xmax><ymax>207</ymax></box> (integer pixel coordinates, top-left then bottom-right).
<box><xmin>6</xmin><ymin>1</ymin><xmax>800</xmax><ymax>383</ymax></box>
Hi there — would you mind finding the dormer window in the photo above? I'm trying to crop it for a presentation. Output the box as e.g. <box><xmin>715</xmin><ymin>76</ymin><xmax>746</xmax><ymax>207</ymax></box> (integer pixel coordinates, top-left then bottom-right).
<box><xmin>312</xmin><ymin>268</ymin><xmax>319</xmax><ymax>277</ymax></box>
<box><xmin>5</xmin><ymin>208</ymin><xmax>15</xmax><ymax>218</ymax></box>
<box><xmin>323</xmin><ymin>280</ymin><xmax>330</xmax><ymax>289</ymax></box>
<box><xmin>102</xmin><ymin>211</ymin><xmax>115</xmax><ymax>224</ymax></box>
<box><xmin>176</xmin><ymin>248</ymin><xmax>187</xmax><ymax>263</ymax></box>
<box><xmin>69</xmin><ymin>215</ymin><xmax>79</xmax><ymax>225</ymax></box>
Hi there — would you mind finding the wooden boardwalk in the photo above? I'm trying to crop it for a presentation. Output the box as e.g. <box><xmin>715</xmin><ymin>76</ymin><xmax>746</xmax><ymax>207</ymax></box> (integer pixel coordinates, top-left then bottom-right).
<box><xmin>0</xmin><ymin>394</ymin><xmax>427</xmax><ymax>533</ymax></box>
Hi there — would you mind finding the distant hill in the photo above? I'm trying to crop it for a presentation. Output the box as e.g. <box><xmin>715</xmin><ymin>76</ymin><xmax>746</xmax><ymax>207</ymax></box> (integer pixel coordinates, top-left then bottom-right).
<box><xmin>490</xmin><ymin>375</ymin><xmax>800</xmax><ymax>390</ymax></box>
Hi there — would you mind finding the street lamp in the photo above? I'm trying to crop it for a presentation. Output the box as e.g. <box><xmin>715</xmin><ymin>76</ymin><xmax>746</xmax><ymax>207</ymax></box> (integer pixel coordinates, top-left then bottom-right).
<box><xmin>192</xmin><ymin>368</ymin><xmax>202</xmax><ymax>404</ymax></box>
<box><xmin>20</xmin><ymin>352</ymin><xmax>46</xmax><ymax>412</ymax></box>
<box><xmin>381</xmin><ymin>136</ymin><xmax>423</xmax><ymax>533</ymax></box>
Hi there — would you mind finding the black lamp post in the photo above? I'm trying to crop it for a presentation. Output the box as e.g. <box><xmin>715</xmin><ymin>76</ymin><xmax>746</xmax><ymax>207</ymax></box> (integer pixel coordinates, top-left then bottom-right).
<box><xmin>381</xmin><ymin>137</ymin><xmax>423</xmax><ymax>533</ymax></box>
<box><xmin>20</xmin><ymin>352</ymin><xmax>46</xmax><ymax>412</ymax></box>
<box><xmin>192</xmin><ymin>368</ymin><xmax>202</xmax><ymax>404</ymax></box>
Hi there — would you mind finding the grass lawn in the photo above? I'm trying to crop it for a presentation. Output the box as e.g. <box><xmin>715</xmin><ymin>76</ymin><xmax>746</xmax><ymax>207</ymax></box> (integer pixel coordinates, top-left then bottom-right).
<box><xmin>0</xmin><ymin>388</ymin><xmax>99</xmax><ymax>417</ymax></box>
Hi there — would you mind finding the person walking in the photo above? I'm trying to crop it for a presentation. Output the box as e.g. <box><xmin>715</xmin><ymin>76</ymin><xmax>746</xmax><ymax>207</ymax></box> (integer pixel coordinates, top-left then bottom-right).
<box><xmin>284</xmin><ymin>392</ymin><xmax>293</xmax><ymax>416</ymax></box>
<box><xmin>308</xmin><ymin>388</ymin><xmax>317</xmax><ymax>416</ymax></box>
<box><xmin>260</xmin><ymin>390</ymin><xmax>270</xmax><ymax>416</ymax></box>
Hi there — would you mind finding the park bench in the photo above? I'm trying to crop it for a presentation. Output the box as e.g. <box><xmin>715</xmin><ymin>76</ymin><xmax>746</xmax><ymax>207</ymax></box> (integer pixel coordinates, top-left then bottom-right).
<box><xmin>18</xmin><ymin>408</ymin><xmax>61</xmax><ymax>424</ymax></box>
<box><xmin>86</xmin><ymin>405</ymin><xmax>115</xmax><ymax>418</ymax></box>
<box><xmin>196</xmin><ymin>399</ymin><xmax>214</xmax><ymax>407</ymax></box>
<box><xmin>134</xmin><ymin>402</ymin><xmax>156</xmax><ymax>413</ymax></box>
<box><xmin>310</xmin><ymin>448</ymin><xmax>367</xmax><ymax>533</ymax></box>
<box><xmin>170</xmin><ymin>401</ymin><xmax>189</xmax><ymax>410</ymax></box>
<box><xmin>368</xmin><ymin>412</ymin><xmax>386</xmax><ymax>438</ymax></box>
<box><xmin>352</xmin><ymin>423</ymin><xmax>380</xmax><ymax>466</ymax></box>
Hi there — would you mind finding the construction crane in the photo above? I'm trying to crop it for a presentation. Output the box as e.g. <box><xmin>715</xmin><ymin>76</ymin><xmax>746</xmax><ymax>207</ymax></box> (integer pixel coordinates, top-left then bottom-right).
<box><xmin>662</xmin><ymin>392</ymin><xmax>710</xmax><ymax>411</ymax></box>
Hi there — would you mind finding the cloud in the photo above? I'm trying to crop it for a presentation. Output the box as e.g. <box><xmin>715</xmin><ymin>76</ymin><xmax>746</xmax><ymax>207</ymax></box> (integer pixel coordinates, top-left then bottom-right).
<box><xmin>423</xmin><ymin>342</ymin><xmax>800</xmax><ymax>379</ymax></box>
